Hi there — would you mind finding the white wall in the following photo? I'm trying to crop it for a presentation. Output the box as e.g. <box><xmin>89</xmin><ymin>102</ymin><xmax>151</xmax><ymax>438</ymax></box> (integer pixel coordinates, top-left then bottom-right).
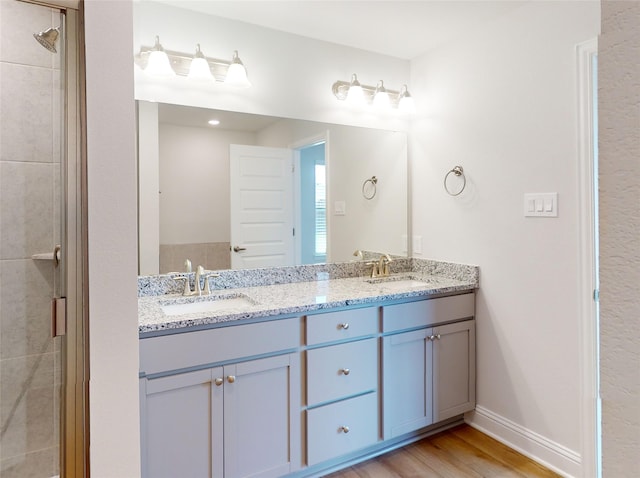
<box><xmin>409</xmin><ymin>1</ymin><xmax>599</xmax><ymax>475</ymax></box>
<box><xmin>84</xmin><ymin>1</ymin><xmax>141</xmax><ymax>476</ymax></box>
<box><xmin>159</xmin><ymin>124</ymin><xmax>256</xmax><ymax>244</ymax></box>
<box><xmin>599</xmin><ymin>1</ymin><xmax>640</xmax><ymax>476</ymax></box>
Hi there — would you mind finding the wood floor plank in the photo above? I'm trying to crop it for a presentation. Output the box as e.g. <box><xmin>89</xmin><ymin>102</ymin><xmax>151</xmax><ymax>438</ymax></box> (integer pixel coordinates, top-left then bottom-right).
<box><xmin>378</xmin><ymin>447</ymin><xmax>444</xmax><ymax>477</ymax></box>
<box><xmin>429</xmin><ymin>427</ymin><xmax>525</xmax><ymax>478</ymax></box>
<box><xmin>451</xmin><ymin>426</ymin><xmax>561</xmax><ymax>477</ymax></box>
<box><xmin>406</xmin><ymin>439</ymin><xmax>484</xmax><ymax>478</ymax></box>
<box><xmin>324</xmin><ymin>425</ymin><xmax>561</xmax><ymax>478</ymax></box>
<box><xmin>350</xmin><ymin>459</ymin><xmax>405</xmax><ymax>478</ymax></box>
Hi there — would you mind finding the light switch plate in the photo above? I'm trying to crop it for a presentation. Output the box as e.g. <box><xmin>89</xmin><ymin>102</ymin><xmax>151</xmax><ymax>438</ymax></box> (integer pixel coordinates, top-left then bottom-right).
<box><xmin>524</xmin><ymin>193</ymin><xmax>558</xmax><ymax>217</ymax></box>
<box><xmin>413</xmin><ymin>235</ymin><xmax>423</xmax><ymax>254</ymax></box>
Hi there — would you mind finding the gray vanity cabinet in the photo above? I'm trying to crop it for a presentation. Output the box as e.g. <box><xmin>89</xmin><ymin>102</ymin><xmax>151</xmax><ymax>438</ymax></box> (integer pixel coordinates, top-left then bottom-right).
<box><xmin>140</xmin><ymin>319</ymin><xmax>301</xmax><ymax>478</ymax></box>
<box><xmin>382</xmin><ymin>293</ymin><xmax>475</xmax><ymax>440</ymax></box>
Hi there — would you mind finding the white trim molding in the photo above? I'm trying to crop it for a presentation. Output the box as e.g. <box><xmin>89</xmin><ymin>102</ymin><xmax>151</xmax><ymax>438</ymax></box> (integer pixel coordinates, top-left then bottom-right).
<box><xmin>466</xmin><ymin>406</ymin><xmax>581</xmax><ymax>477</ymax></box>
<box><xmin>576</xmin><ymin>37</ymin><xmax>600</xmax><ymax>478</ymax></box>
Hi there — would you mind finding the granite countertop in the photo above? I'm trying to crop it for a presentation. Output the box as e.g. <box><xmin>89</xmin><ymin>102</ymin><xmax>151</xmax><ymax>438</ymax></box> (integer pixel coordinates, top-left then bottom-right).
<box><xmin>138</xmin><ymin>269</ymin><xmax>477</xmax><ymax>335</ymax></box>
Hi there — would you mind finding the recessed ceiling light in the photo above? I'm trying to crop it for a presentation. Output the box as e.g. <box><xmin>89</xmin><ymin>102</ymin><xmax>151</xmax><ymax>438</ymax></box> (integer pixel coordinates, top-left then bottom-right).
<box><xmin>208</xmin><ymin>119</ymin><xmax>220</xmax><ymax>126</ymax></box>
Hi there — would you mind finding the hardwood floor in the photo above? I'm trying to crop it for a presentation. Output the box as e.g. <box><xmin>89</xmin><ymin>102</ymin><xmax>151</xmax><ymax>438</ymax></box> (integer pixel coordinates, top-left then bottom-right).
<box><xmin>325</xmin><ymin>425</ymin><xmax>561</xmax><ymax>478</ymax></box>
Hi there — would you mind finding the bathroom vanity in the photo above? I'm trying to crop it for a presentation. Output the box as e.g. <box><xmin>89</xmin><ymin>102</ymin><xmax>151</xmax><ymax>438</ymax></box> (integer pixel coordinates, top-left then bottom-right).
<box><xmin>138</xmin><ymin>259</ymin><xmax>478</xmax><ymax>478</ymax></box>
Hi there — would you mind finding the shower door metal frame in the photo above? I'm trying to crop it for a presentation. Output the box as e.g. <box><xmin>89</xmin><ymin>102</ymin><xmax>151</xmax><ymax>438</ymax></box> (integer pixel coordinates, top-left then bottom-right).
<box><xmin>19</xmin><ymin>1</ymin><xmax>88</xmax><ymax>477</ymax></box>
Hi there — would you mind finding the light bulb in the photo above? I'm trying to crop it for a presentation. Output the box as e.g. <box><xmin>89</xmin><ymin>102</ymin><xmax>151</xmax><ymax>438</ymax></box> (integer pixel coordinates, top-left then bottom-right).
<box><xmin>145</xmin><ymin>36</ymin><xmax>175</xmax><ymax>77</ymax></box>
<box><xmin>225</xmin><ymin>51</ymin><xmax>251</xmax><ymax>88</ymax></box>
<box><xmin>188</xmin><ymin>44</ymin><xmax>214</xmax><ymax>81</ymax></box>
<box><xmin>373</xmin><ymin>80</ymin><xmax>391</xmax><ymax>109</ymax></box>
<box><xmin>398</xmin><ymin>85</ymin><xmax>416</xmax><ymax>114</ymax></box>
<box><xmin>345</xmin><ymin>74</ymin><xmax>366</xmax><ymax>106</ymax></box>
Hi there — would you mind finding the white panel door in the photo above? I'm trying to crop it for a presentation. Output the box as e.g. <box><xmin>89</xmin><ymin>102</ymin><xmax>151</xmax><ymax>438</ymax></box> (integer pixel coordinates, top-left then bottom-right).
<box><xmin>230</xmin><ymin>145</ymin><xmax>295</xmax><ymax>269</ymax></box>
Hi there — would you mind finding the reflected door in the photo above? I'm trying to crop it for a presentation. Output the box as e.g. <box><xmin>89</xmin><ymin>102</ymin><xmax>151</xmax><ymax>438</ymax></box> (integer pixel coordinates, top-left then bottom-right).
<box><xmin>229</xmin><ymin>145</ymin><xmax>295</xmax><ymax>269</ymax></box>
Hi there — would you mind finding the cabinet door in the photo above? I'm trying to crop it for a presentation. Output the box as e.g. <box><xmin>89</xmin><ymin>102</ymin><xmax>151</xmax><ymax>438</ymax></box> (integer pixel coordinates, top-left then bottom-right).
<box><xmin>141</xmin><ymin>367</ymin><xmax>224</xmax><ymax>478</ymax></box>
<box><xmin>223</xmin><ymin>353</ymin><xmax>301</xmax><ymax>478</ymax></box>
<box><xmin>382</xmin><ymin>328</ymin><xmax>433</xmax><ymax>439</ymax></box>
<box><xmin>432</xmin><ymin>320</ymin><xmax>476</xmax><ymax>422</ymax></box>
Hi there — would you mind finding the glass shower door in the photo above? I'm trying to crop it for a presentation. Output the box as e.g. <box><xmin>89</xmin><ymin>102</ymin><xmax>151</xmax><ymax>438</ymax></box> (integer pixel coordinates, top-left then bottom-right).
<box><xmin>0</xmin><ymin>1</ymin><xmax>67</xmax><ymax>476</ymax></box>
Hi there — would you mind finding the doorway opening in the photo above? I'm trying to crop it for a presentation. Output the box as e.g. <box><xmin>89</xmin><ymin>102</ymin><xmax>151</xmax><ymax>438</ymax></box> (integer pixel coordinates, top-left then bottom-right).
<box><xmin>297</xmin><ymin>142</ymin><xmax>327</xmax><ymax>265</ymax></box>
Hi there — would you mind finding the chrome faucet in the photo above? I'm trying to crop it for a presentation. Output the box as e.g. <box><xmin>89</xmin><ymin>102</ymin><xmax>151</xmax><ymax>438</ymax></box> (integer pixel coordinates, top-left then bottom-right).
<box><xmin>173</xmin><ymin>265</ymin><xmax>220</xmax><ymax>296</ymax></box>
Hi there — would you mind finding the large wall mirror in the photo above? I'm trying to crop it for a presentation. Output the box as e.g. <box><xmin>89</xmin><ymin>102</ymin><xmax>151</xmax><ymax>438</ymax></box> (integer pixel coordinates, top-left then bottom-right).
<box><xmin>137</xmin><ymin>102</ymin><xmax>408</xmax><ymax>275</ymax></box>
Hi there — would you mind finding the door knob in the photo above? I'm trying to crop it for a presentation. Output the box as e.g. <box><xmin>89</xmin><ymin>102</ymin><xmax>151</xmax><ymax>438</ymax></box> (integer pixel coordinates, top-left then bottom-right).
<box><xmin>233</xmin><ymin>246</ymin><xmax>247</xmax><ymax>252</ymax></box>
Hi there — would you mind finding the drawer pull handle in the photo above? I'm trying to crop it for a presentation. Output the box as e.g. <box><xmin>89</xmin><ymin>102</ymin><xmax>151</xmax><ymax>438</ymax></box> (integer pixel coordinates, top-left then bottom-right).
<box><xmin>340</xmin><ymin>368</ymin><xmax>350</xmax><ymax>376</ymax></box>
<box><xmin>339</xmin><ymin>323</ymin><xmax>350</xmax><ymax>330</ymax></box>
<box><xmin>339</xmin><ymin>426</ymin><xmax>350</xmax><ymax>434</ymax></box>
<box><xmin>214</xmin><ymin>378</ymin><xmax>223</xmax><ymax>386</ymax></box>
<box><xmin>227</xmin><ymin>375</ymin><xmax>236</xmax><ymax>384</ymax></box>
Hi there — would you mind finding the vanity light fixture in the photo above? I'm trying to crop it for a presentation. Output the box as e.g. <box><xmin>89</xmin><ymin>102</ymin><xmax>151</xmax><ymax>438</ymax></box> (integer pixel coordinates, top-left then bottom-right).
<box><xmin>345</xmin><ymin>74</ymin><xmax>366</xmax><ymax>106</ymax></box>
<box><xmin>187</xmin><ymin>44</ymin><xmax>214</xmax><ymax>81</ymax></box>
<box><xmin>372</xmin><ymin>80</ymin><xmax>391</xmax><ymax>109</ymax></box>
<box><xmin>144</xmin><ymin>36</ymin><xmax>176</xmax><ymax>78</ymax></box>
<box><xmin>397</xmin><ymin>84</ymin><xmax>416</xmax><ymax>114</ymax></box>
<box><xmin>332</xmin><ymin>74</ymin><xmax>414</xmax><ymax>113</ymax></box>
<box><xmin>224</xmin><ymin>51</ymin><xmax>251</xmax><ymax>88</ymax></box>
<box><xmin>135</xmin><ymin>37</ymin><xmax>251</xmax><ymax>87</ymax></box>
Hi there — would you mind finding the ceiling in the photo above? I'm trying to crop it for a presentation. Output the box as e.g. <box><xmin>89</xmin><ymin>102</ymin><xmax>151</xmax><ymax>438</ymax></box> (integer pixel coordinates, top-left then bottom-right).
<box><xmin>158</xmin><ymin>104</ymin><xmax>279</xmax><ymax>131</ymax></box>
<box><xmin>154</xmin><ymin>1</ymin><xmax>528</xmax><ymax>60</ymax></box>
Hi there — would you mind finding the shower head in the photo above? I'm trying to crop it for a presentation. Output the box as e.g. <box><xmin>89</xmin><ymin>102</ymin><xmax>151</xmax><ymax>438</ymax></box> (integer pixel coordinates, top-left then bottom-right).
<box><xmin>33</xmin><ymin>27</ymin><xmax>59</xmax><ymax>53</ymax></box>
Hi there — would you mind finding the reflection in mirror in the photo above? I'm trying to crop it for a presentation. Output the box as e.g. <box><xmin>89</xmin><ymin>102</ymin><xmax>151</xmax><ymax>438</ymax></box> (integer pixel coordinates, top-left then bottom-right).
<box><xmin>138</xmin><ymin>102</ymin><xmax>407</xmax><ymax>275</ymax></box>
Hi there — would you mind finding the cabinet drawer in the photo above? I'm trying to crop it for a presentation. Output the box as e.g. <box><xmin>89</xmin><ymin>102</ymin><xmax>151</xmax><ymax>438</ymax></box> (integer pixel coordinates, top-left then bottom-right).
<box><xmin>306</xmin><ymin>307</ymin><xmax>378</xmax><ymax>345</ymax></box>
<box><xmin>140</xmin><ymin>318</ymin><xmax>300</xmax><ymax>375</ymax></box>
<box><xmin>307</xmin><ymin>338</ymin><xmax>377</xmax><ymax>406</ymax></box>
<box><xmin>307</xmin><ymin>392</ymin><xmax>378</xmax><ymax>466</ymax></box>
<box><xmin>382</xmin><ymin>293</ymin><xmax>474</xmax><ymax>333</ymax></box>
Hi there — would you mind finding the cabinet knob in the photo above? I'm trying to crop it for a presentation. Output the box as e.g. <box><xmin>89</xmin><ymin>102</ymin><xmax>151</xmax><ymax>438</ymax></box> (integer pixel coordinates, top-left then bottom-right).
<box><xmin>428</xmin><ymin>335</ymin><xmax>435</xmax><ymax>341</ymax></box>
<box><xmin>435</xmin><ymin>334</ymin><xmax>441</xmax><ymax>340</ymax></box>
<box><xmin>339</xmin><ymin>426</ymin><xmax>350</xmax><ymax>434</ymax></box>
<box><xmin>227</xmin><ymin>375</ymin><xmax>236</xmax><ymax>383</ymax></box>
<box><xmin>340</xmin><ymin>368</ymin><xmax>350</xmax><ymax>376</ymax></box>
<box><xmin>339</xmin><ymin>323</ymin><xmax>349</xmax><ymax>330</ymax></box>
<box><xmin>214</xmin><ymin>377</ymin><xmax>223</xmax><ymax>386</ymax></box>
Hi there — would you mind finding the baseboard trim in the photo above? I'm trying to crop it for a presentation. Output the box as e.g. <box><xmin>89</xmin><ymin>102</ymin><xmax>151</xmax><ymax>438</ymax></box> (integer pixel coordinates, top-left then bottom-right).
<box><xmin>465</xmin><ymin>406</ymin><xmax>582</xmax><ymax>478</ymax></box>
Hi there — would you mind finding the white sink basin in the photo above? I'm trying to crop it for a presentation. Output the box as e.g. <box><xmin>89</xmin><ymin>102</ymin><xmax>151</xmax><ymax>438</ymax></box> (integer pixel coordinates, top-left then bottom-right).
<box><xmin>366</xmin><ymin>276</ymin><xmax>432</xmax><ymax>290</ymax></box>
<box><xmin>161</xmin><ymin>295</ymin><xmax>255</xmax><ymax>316</ymax></box>
<box><xmin>377</xmin><ymin>279</ymin><xmax>431</xmax><ymax>290</ymax></box>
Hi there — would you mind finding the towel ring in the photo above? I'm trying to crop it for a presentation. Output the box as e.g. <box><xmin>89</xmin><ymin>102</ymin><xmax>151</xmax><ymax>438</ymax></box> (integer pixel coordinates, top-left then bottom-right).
<box><xmin>362</xmin><ymin>176</ymin><xmax>378</xmax><ymax>200</ymax></box>
<box><xmin>444</xmin><ymin>166</ymin><xmax>466</xmax><ymax>196</ymax></box>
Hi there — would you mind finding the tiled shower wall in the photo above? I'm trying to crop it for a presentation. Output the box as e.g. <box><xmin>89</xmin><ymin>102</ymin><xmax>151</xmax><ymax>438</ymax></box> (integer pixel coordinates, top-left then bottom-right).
<box><xmin>0</xmin><ymin>1</ymin><xmax>61</xmax><ymax>477</ymax></box>
<box><xmin>159</xmin><ymin>241</ymin><xmax>231</xmax><ymax>273</ymax></box>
